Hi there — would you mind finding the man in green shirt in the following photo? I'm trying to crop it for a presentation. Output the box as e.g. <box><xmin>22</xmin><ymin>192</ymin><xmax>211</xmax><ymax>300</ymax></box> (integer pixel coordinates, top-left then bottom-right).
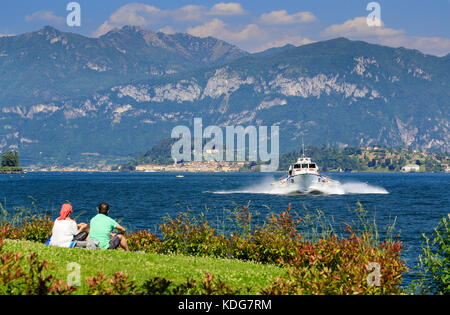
<box><xmin>89</xmin><ymin>203</ymin><xmax>129</xmax><ymax>251</ymax></box>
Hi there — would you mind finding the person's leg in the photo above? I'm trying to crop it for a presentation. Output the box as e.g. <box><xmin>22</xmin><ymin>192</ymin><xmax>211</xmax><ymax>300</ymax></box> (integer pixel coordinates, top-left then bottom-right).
<box><xmin>73</xmin><ymin>241</ymin><xmax>88</xmax><ymax>248</ymax></box>
<box><xmin>108</xmin><ymin>233</ymin><xmax>129</xmax><ymax>251</ymax></box>
<box><xmin>108</xmin><ymin>234</ymin><xmax>129</xmax><ymax>251</ymax></box>
<box><xmin>117</xmin><ymin>234</ymin><xmax>129</xmax><ymax>251</ymax></box>
<box><xmin>108</xmin><ymin>234</ymin><xmax>121</xmax><ymax>250</ymax></box>
<box><xmin>73</xmin><ymin>231</ymin><xmax>88</xmax><ymax>241</ymax></box>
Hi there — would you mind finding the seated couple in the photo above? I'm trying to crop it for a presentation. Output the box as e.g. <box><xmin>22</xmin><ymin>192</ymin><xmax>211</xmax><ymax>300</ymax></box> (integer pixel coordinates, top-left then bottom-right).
<box><xmin>49</xmin><ymin>203</ymin><xmax>129</xmax><ymax>251</ymax></box>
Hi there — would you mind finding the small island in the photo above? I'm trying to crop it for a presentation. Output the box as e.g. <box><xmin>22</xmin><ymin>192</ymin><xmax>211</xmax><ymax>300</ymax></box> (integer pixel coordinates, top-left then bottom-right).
<box><xmin>0</xmin><ymin>150</ymin><xmax>24</xmax><ymax>174</ymax></box>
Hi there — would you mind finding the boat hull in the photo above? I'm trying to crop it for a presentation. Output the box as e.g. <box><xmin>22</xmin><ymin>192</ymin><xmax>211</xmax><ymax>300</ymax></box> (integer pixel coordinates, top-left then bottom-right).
<box><xmin>294</xmin><ymin>174</ymin><xmax>318</xmax><ymax>191</ymax></box>
<box><xmin>272</xmin><ymin>174</ymin><xmax>340</xmax><ymax>193</ymax></box>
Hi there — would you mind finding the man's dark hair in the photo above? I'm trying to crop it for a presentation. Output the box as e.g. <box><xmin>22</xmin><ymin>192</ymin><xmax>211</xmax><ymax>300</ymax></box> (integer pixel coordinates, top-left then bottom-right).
<box><xmin>97</xmin><ymin>203</ymin><xmax>110</xmax><ymax>215</ymax></box>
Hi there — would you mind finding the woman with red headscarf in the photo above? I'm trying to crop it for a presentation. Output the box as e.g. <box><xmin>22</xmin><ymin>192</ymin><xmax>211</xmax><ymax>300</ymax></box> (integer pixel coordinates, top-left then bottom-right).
<box><xmin>49</xmin><ymin>203</ymin><xmax>89</xmax><ymax>248</ymax></box>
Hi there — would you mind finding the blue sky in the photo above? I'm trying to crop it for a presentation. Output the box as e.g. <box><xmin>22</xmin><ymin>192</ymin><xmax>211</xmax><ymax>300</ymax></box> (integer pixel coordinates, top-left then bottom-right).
<box><xmin>1</xmin><ymin>0</ymin><xmax>449</xmax><ymax>55</ymax></box>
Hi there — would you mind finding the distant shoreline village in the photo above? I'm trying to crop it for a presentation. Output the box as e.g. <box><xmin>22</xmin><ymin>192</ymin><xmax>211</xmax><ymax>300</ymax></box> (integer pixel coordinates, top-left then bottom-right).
<box><xmin>7</xmin><ymin>145</ymin><xmax>450</xmax><ymax>174</ymax></box>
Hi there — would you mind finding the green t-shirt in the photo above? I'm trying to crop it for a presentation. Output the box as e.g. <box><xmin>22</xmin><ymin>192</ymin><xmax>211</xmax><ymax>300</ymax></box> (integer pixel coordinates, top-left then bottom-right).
<box><xmin>89</xmin><ymin>214</ymin><xmax>119</xmax><ymax>249</ymax></box>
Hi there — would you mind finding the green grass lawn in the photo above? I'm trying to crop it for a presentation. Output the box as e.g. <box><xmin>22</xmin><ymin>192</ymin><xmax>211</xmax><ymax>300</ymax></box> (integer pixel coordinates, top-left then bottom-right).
<box><xmin>3</xmin><ymin>240</ymin><xmax>287</xmax><ymax>294</ymax></box>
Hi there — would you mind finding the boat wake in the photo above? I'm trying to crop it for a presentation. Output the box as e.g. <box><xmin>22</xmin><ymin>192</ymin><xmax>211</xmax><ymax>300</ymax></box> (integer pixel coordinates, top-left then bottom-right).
<box><xmin>209</xmin><ymin>177</ymin><xmax>388</xmax><ymax>196</ymax></box>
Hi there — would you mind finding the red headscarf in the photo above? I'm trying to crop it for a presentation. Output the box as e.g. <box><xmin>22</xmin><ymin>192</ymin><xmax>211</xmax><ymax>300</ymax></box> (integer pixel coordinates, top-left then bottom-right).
<box><xmin>57</xmin><ymin>203</ymin><xmax>73</xmax><ymax>221</ymax></box>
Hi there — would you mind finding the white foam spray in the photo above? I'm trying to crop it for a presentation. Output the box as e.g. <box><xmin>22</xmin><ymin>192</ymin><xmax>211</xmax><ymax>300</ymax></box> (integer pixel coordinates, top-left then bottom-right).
<box><xmin>210</xmin><ymin>177</ymin><xmax>388</xmax><ymax>196</ymax></box>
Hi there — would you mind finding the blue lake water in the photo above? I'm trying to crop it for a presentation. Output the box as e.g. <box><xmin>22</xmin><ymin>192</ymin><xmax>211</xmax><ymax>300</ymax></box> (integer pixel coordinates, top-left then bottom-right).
<box><xmin>0</xmin><ymin>171</ymin><xmax>448</xmax><ymax>286</ymax></box>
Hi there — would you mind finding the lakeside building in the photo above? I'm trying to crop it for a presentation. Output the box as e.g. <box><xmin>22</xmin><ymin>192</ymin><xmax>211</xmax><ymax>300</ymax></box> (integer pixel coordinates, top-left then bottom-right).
<box><xmin>402</xmin><ymin>164</ymin><xmax>420</xmax><ymax>172</ymax></box>
<box><xmin>134</xmin><ymin>161</ymin><xmax>246</xmax><ymax>173</ymax></box>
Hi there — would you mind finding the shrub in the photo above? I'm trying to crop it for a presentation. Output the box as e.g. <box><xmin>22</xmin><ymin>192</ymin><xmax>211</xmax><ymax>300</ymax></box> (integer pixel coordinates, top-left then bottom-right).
<box><xmin>139</xmin><ymin>277</ymin><xmax>175</xmax><ymax>295</ymax></box>
<box><xmin>412</xmin><ymin>214</ymin><xmax>449</xmax><ymax>295</ymax></box>
<box><xmin>0</xmin><ymin>238</ymin><xmax>75</xmax><ymax>295</ymax></box>
<box><xmin>226</xmin><ymin>204</ymin><xmax>304</xmax><ymax>264</ymax></box>
<box><xmin>159</xmin><ymin>212</ymin><xmax>229</xmax><ymax>258</ymax></box>
<box><xmin>86</xmin><ymin>271</ymin><xmax>137</xmax><ymax>295</ymax></box>
<box><xmin>19</xmin><ymin>215</ymin><xmax>53</xmax><ymax>243</ymax></box>
<box><xmin>140</xmin><ymin>273</ymin><xmax>240</xmax><ymax>295</ymax></box>
<box><xmin>262</xmin><ymin>230</ymin><xmax>407</xmax><ymax>295</ymax></box>
<box><xmin>186</xmin><ymin>273</ymin><xmax>240</xmax><ymax>295</ymax></box>
<box><xmin>0</xmin><ymin>222</ymin><xmax>21</xmax><ymax>240</ymax></box>
<box><xmin>0</xmin><ymin>211</ymin><xmax>53</xmax><ymax>244</ymax></box>
<box><xmin>127</xmin><ymin>230</ymin><xmax>162</xmax><ymax>253</ymax></box>
<box><xmin>251</xmin><ymin>204</ymin><xmax>303</xmax><ymax>264</ymax></box>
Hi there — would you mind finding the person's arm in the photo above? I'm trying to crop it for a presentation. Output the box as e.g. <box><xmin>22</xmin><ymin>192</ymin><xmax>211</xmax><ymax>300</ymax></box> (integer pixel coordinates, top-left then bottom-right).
<box><xmin>70</xmin><ymin>220</ymin><xmax>80</xmax><ymax>236</ymax></box>
<box><xmin>76</xmin><ymin>222</ymin><xmax>88</xmax><ymax>234</ymax></box>
<box><xmin>115</xmin><ymin>224</ymin><xmax>126</xmax><ymax>234</ymax></box>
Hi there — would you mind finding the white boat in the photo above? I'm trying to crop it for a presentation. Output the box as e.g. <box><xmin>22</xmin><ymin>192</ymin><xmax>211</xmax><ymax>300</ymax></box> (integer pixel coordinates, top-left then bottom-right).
<box><xmin>176</xmin><ymin>175</ymin><xmax>185</xmax><ymax>178</ymax></box>
<box><xmin>272</xmin><ymin>145</ymin><xmax>340</xmax><ymax>193</ymax></box>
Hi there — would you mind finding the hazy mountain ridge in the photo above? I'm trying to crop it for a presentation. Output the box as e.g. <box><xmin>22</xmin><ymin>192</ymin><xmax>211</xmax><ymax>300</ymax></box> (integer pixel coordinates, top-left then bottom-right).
<box><xmin>0</xmin><ymin>27</ymin><xmax>448</xmax><ymax>166</ymax></box>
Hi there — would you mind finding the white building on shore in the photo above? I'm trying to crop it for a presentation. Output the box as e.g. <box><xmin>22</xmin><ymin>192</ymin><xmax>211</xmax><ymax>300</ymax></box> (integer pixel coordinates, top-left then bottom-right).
<box><xmin>402</xmin><ymin>164</ymin><xmax>420</xmax><ymax>172</ymax></box>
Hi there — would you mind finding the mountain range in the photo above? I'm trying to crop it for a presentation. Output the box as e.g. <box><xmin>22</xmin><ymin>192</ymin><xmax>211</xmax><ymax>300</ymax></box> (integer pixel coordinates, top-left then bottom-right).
<box><xmin>0</xmin><ymin>26</ymin><xmax>448</xmax><ymax>167</ymax></box>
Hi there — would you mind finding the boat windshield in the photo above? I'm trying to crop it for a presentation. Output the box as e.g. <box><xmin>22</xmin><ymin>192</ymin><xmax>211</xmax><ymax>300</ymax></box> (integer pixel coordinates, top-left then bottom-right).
<box><xmin>302</xmin><ymin>164</ymin><xmax>308</xmax><ymax>168</ymax></box>
<box><xmin>309</xmin><ymin>164</ymin><xmax>316</xmax><ymax>168</ymax></box>
<box><xmin>294</xmin><ymin>164</ymin><xmax>301</xmax><ymax>169</ymax></box>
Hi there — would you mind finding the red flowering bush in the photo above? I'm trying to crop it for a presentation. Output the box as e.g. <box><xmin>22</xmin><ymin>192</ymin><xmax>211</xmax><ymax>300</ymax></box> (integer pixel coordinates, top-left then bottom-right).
<box><xmin>412</xmin><ymin>214</ymin><xmax>449</xmax><ymax>295</ymax></box>
<box><xmin>262</xmin><ymin>230</ymin><xmax>407</xmax><ymax>295</ymax></box>
<box><xmin>183</xmin><ymin>273</ymin><xmax>240</xmax><ymax>295</ymax></box>
<box><xmin>159</xmin><ymin>212</ymin><xmax>229</xmax><ymax>257</ymax></box>
<box><xmin>0</xmin><ymin>215</ymin><xmax>53</xmax><ymax>243</ymax></box>
<box><xmin>86</xmin><ymin>271</ymin><xmax>137</xmax><ymax>295</ymax></box>
<box><xmin>127</xmin><ymin>230</ymin><xmax>162</xmax><ymax>253</ymax></box>
<box><xmin>0</xmin><ymin>238</ymin><xmax>75</xmax><ymax>295</ymax></box>
<box><xmin>140</xmin><ymin>272</ymin><xmax>239</xmax><ymax>295</ymax></box>
<box><xmin>19</xmin><ymin>215</ymin><xmax>53</xmax><ymax>243</ymax></box>
<box><xmin>228</xmin><ymin>204</ymin><xmax>303</xmax><ymax>264</ymax></box>
<box><xmin>0</xmin><ymin>222</ymin><xmax>21</xmax><ymax>240</ymax></box>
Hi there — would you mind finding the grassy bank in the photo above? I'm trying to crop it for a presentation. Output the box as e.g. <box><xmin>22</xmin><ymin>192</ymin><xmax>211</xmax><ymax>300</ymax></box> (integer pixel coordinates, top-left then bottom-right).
<box><xmin>2</xmin><ymin>239</ymin><xmax>286</xmax><ymax>295</ymax></box>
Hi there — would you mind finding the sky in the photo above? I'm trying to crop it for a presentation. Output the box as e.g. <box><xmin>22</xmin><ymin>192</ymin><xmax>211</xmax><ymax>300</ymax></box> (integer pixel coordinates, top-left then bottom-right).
<box><xmin>0</xmin><ymin>0</ymin><xmax>449</xmax><ymax>55</ymax></box>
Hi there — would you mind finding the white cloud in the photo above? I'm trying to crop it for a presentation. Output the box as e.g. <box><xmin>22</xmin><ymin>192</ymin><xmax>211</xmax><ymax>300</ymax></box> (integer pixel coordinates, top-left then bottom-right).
<box><xmin>380</xmin><ymin>36</ymin><xmax>450</xmax><ymax>57</ymax></box>
<box><xmin>253</xmin><ymin>36</ymin><xmax>315</xmax><ymax>52</ymax></box>
<box><xmin>93</xmin><ymin>3</ymin><xmax>163</xmax><ymax>37</ymax></box>
<box><xmin>92</xmin><ymin>4</ymin><xmax>449</xmax><ymax>56</ymax></box>
<box><xmin>208</xmin><ymin>3</ymin><xmax>247</xmax><ymax>16</ymax></box>
<box><xmin>322</xmin><ymin>17</ymin><xmax>450</xmax><ymax>56</ymax></box>
<box><xmin>108</xmin><ymin>3</ymin><xmax>161</xmax><ymax>25</ymax></box>
<box><xmin>158</xmin><ymin>26</ymin><xmax>177</xmax><ymax>35</ymax></box>
<box><xmin>322</xmin><ymin>17</ymin><xmax>403</xmax><ymax>38</ymax></box>
<box><xmin>94</xmin><ymin>2</ymin><xmax>249</xmax><ymax>37</ymax></box>
<box><xmin>187</xmin><ymin>18</ymin><xmax>316</xmax><ymax>53</ymax></box>
<box><xmin>93</xmin><ymin>22</ymin><xmax>115</xmax><ymax>37</ymax></box>
<box><xmin>187</xmin><ymin>18</ymin><xmax>265</xmax><ymax>43</ymax></box>
<box><xmin>172</xmin><ymin>5</ymin><xmax>207</xmax><ymax>22</ymax></box>
<box><xmin>94</xmin><ymin>2</ymin><xmax>250</xmax><ymax>37</ymax></box>
<box><xmin>25</xmin><ymin>11</ymin><xmax>65</xmax><ymax>25</ymax></box>
<box><xmin>260</xmin><ymin>10</ymin><xmax>317</xmax><ymax>25</ymax></box>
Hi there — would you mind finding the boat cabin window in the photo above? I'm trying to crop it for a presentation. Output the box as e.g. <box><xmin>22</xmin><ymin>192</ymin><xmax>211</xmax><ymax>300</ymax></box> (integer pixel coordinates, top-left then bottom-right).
<box><xmin>309</xmin><ymin>164</ymin><xmax>316</xmax><ymax>169</ymax></box>
<box><xmin>302</xmin><ymin>164</ymin><xmax>308</xmax><ymax>168</ymax></box>
<box><xmin>293</xmin><ymin>164</ymin><xmax>301</xmax><ymax>169</ymax></box>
